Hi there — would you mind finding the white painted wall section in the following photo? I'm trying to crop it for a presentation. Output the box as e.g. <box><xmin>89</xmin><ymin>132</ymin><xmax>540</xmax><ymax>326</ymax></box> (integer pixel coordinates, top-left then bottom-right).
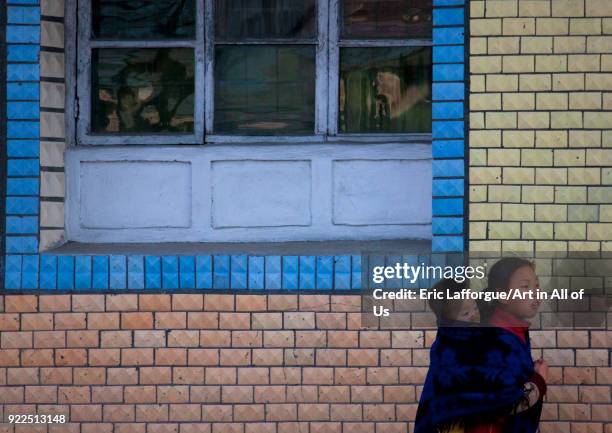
<box><xmin>65</xmin><ymin>143</ymin><xmax>432</xmax><ymax>243</ymax></box>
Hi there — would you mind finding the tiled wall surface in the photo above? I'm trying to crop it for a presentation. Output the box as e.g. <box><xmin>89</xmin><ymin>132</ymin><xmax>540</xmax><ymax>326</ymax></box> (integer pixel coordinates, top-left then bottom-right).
<box><xmin>0</xmin><ymin>294</ymin><xmax>610</xmax><ymax>433</ymax></box>
<box><xmin>469</xmin><ymin>0</ymin><xmax>612</xmax><ymax>253</ymax></box>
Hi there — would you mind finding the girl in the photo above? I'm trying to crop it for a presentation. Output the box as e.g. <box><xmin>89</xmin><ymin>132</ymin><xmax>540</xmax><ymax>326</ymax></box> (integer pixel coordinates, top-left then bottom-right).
<box><xmin>415</xmin><ymin>258</ymin><xmax>548</xmax><ymax>433</ymax></box>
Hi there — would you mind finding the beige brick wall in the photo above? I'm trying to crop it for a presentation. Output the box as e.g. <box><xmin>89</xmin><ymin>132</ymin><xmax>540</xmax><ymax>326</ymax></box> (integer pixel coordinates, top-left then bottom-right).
<box><xmin>470</xmin><ymin>0</ymin><xmax>612</xmax><ymax>254</ymax></box>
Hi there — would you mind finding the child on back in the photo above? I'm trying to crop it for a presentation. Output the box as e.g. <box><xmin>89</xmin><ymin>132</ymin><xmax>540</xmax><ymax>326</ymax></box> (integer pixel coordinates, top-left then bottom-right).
<box><xmin>415</xmin><ymin>260</ymin><xmax>548</xmax><ymax>433</ymax></box>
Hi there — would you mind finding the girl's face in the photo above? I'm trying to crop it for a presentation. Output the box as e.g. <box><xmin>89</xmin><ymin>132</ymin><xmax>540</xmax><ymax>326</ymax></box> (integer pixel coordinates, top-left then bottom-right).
<box><xmin>501</xmin><ymin>265</ymin><xmax>541</xmax><ymax>319</ymax></box>
<box><xmin>455</xmin><ymin>299</ymin><xmax>480</xmax><ymax>323</ymax></box>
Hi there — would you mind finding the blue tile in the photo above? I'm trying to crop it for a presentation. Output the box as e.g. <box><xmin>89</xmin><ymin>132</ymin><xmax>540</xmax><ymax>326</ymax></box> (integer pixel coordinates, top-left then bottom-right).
<box><xmin>433</xmin><ymin>198</ymin><xmax>463</xmax><ymax>216</ymax></box>
<box><xmin>433</xmin><ymin>27</ymin><xmax>464</xmax><ymax>45</ymax></box>
<box><xmin>434</xmin><ymin>0</ymin><xmax>464</xmax><ymax>5</ymax></box>
<box><xmin>6</xmin><ymin>235</ymin><xmax>38</xmax><ymax>253</ymax></box>
<box><xmin>5</xmin><ymin>255</ymin><xmax>23</xmax><ymax>289</ymax></box>
<box><xmin>433</xmin><ymin>236</ymin><xmax>464</xmax><ymax>252</ymax></box>
<box><xmin>8</xmin><ymin>6</ymin><xmax>40</xmax><ymax>24</ymax></box>
<box><xmin>433</xmin><ymin>178</ymin><xmax>464</xmax><ymax>197</ymax></box>
<box><xmin>8</xmin><ymin>159</ymin><xmax>39</xmax><ymax>176</ymax></box>
<box><xmin>7</xmin><ymin>25</ymin><xmax>40</xmax><ymax>43</ymax></box>
<box><xmin>351</xmin><ymin>255</ymin><xmax>362</xmax><ymax>290</ymax></box>
<box><xmin>265</xmin><ymin>256</ymin><xmax>282</xmax><ymax>289</ymax></box>
<box><xmin>162</xmin><ymin>256</ymin><xmax>179</xmax><ymax>289</ymax></box>
<box><xmin>432</xmin><ymin>83</ymin><xmax>464</xmax><ymax>101</ymax></box>
<box><xmin>179</xmin><ymin>256</ymin><xmax>196</xmax><ymax>289</ymax></box>
<box><xmin>7</xmin><ymin>63</ymin><xmax>40</xmax><ymax>82</ymax></box>
<box><xmin>432</xmin><ymin>102</ymin><xmax>463</xmax><ymax>120</ymax></box>
<box><xmin>213</xmin><ymin>255</ymin><xmax>230</xmax><ymax>289</ymax></box>
<box><xmin>299</xmin><ymin>256</ymin><xmax>316</xmax><ymax>289</ymax></box>
<box><xmin>433</xmin><ymin>121</ymin><xmax>464</xmax><ymax>139</ymax></box>
<box><xmin>8</xmin><ymin>121</ymin><xmax>39</xmax><ymax>139</ymax></box>
<box><xmin>8</xmin><ymin>102</ymin><xmax>39</xmax><ymax>120</ymax></box>
<box><xmin>7</xmin><ymin>178</ymin><xmax>39</xmax><ymax>196</ymax></box>
<box><xmin>402</xmin><ymin>255</ymin><xmax>419</xmax><ymax>289</ymax></box>
<box><xmin>110</xmin><ymin>255</ymin><xmax>127</xmax><ymax>289</ymax></box>
<box><xmin>39</xmin><ymin>254</ymin><xmax>57</xmax><ymax>289</ymax></box>
<box><xmin>8</xmin><ymin>0</ymin><xmax>40</xmax><ymax>5</ymax></box>
<box><xmin>433</xmin><ymin>8</ymin><xmax>464</xmax><ymax>26</ymax></box>
<box><xmin>75</xmin><ymin>256</ymin><xmax>92</xmax><ymax>290</ymax></box>
<box><xmin>21</xmin><ymin>254</ymin><xmax>39</xmax><ymax>289</ymax></box>
<box><xmin>434</xmin><ymin>45</ymin><xmax>464</xmax><ymax>63</ymax></box>
<box><xmin>282</xmin><ymin>256</ymin><xmax>299</xmax><ymax>290</ymax></box>
<box><xmin>6</xmin><ymin>197</ymin><xmax>38</xmax><ymax>214</ymax></box>
<box><xmin>231</xmin><ymin>255</ymin><xmax>248</xmax><ymax>289</ymax></box>
<box><xmin>334</xmin><ymin>256</ymin><xmax>351</xmax><ymax>290</ymax></box>
<box><xmin>195</xmin><ymin>255</ymin><xmax>212</xmax><ymax>289</ymax></box>
<box><xmin>248</xmin><ymin>256</ymin><xmax>265</xmax><ymax>289</ymax></box>
<box><xmin>432</xmin><ymin>217</ymin><xmax>463</xmax><ymax>235</ymax></box>
<box><xmin>6</xmin><ymin>216</ymin><xmax>38</xmax><ymax>234</ymax></box>
<box><xmin>145</xmin><ymin>256</ymin><xmax>162</xmax><ymax>289</ymax></box>
<box><xmin>7</xmin><ymin>45</ymin><xmax>39</xmax><ymax>62</ymax></box>
<box><xmin>92</xmin><ymin>256</ymin><xmax>109</xmax><ymax>289</ymax></box>
<box><xmin>128</xmin><ymin>255</ymin><xmax>145</xmax><ymax>289</ymax></box>
<box><xmin>432</xmin><ymin>140</ymin><xmax>464</xmax><ymax>158</ymax></box>
<box><xmin>7</xmin><ymin>140</ymin><xmax>39</xmax><ymax>157</ymax></box>
<box><xmin>432</xmin><ymin>159</ymin><xmax>464</xmax><ymax>177</ymax></box>
<box><xmin>433</xmin><ymin>64</ymin><xmax>464</xmax><ymax>82</ymax></box>
<box><xmin>385</xmin><ymin>255</ymin><xmax>404</xmax><ymax>289</ymax></box>
<box><xmin>316</xmin><ymin>256</ymin><xmax>333</xmax><ymax>290</ymax></box>
<box><xmin>58</xmin><ymin>256</ymin><xmax>75</xmax><ymax>290</ymax></box>
<box><xmin>7</xmin><ymin>83</ymin><xmax>39</xmax><ymax>100</ymax></box>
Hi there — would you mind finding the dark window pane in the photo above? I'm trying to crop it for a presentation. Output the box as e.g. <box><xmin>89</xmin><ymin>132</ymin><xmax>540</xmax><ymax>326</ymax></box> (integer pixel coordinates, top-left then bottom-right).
<box><xmin>93</xmin><ymin>0</ymin><xmax>195</xmax><ymax>39</ymax></box>
<box><xmin>92</xmin><ymin>48</ymin><xmax>195</xmax><ymax>133</ymax></box>
<box><xmin>342</xmin><ymin>0</ymin><xmax>432</xmax><ymax>39</ymax></box>
<box><xmin>339</xmin><ymin>47</ymin><xmax>431</xmax><ymax>133</ymax></box>
<box><xmin>215</xmin><ymin>0</ymin><xmax>316</xmax><ymax>41</ymax></box>
<box><xmin>214</xmin><ymin>45</ymin><xmax>316</xmax><ymax>135</ymax></box>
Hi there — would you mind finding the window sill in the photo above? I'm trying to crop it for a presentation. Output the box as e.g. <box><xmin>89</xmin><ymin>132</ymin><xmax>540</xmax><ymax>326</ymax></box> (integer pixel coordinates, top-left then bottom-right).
<box><xmin>48</xmin><ymin>239</ymin><xmax>432</xmax><ymax>256</ymax></box>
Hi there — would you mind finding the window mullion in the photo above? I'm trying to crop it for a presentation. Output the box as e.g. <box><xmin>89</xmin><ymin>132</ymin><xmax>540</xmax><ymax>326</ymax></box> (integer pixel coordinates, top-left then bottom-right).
<box><xmin>314</xmin><ymin>0</ymin><xmax>329</xmax><ymax>135</ymax></box>
<box><xmin>327</xmin><ymin>0</ymin><xmax>340</xmax><ymax>136</ymax></box>
<box><xmin>204</xmin><ymin>0</ymin><xmax>215</xmax><ymax>135</ymax></box>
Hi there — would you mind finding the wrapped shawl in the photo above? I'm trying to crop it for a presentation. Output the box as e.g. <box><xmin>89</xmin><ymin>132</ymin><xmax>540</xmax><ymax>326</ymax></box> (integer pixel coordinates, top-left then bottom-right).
<box><xmin>414</xmin><ymin>324</ymin><xmax>542</xmax><ymax>433</ymax></box>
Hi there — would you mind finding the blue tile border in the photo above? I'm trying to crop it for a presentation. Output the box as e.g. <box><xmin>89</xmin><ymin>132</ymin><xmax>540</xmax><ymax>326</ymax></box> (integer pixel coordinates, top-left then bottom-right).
<box><xmin>431</xmin><ymin>0</ymin><xmax>467</xmax><ymax>253</ymax></box>
<box><xmin>1</xmin><ymin>1</ymin><xmax>468</xmax><ymax>290</ymax></box>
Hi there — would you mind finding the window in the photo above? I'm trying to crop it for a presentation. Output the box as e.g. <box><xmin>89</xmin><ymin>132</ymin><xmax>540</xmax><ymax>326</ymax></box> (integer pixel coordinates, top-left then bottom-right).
<box><xmin>76</xmin><ymin>0</ymin><xmax>432</xmax><ymax>145</ymax></box>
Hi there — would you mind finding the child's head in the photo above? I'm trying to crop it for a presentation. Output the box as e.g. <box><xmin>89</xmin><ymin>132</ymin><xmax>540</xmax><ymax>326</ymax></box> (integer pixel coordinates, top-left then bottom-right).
<box><xmin>429</xmin><ymin>278</ymin><xmax>480</xmax><ymax>324</ymax></box>
<box><xmin>486</xmin><ymin>257</ymin><xmax>541</xmax><ymax>321</ymax></box>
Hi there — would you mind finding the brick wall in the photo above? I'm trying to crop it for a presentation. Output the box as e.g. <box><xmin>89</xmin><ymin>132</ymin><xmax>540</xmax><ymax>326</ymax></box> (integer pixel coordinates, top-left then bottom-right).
<box><xmin>469</xmin><ymin>0</ymin><xmax>612</xmax><ymax>253</ymax></box>
<box><xmin>0</xmin><ymin>294</ymin><xmax>610</xmax><ymax>433</ymax></box>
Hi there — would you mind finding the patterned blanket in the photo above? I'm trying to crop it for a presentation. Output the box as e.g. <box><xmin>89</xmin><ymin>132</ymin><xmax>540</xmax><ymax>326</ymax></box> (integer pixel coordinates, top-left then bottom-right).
<box><xmin>414</xmin><ymin>325</ymin><xmax>542</xmax><ymax>433</ymax></box>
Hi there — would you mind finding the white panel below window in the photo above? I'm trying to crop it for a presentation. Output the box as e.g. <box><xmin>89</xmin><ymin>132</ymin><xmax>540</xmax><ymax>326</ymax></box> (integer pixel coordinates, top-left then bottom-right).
<box><xmin>65</xmin><ymin>144</ymin><xmax>432</xmax><ymax>243</ymax></box>
<box><xmin>79</xmin><ymin>161</ymin><xmax>192</xmax><ymax>229</ymax></box>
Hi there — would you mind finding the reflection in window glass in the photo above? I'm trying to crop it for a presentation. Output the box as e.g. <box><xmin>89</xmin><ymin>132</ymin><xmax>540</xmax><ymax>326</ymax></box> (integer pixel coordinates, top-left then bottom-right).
<box><xmin>92</xmin><ymin>0</ymin><xmax>196</xmax><ymax>39</ymax></box>
<box><xmin>342</xmin><ymin>0</ymin><xmax>432</xmax><ymax>39</ymax></box>
<box><xmin>214</xmin><ymin>46</ymin><xmax>316</xmax><ymax>135</ymax></box>
<box><xmin>215</xmin><ymin>0</ymin><xmax>317</xmax><ymax>40</ymax></box>
<box><xmin>92</xmin><ymin>48</ymin><xmax>195</xmax><ymax>133</ymax></box>
<box><xmin>339</xmin><ymin>47</ymin><xmax>431</xmax><ymax>133</ymax></box>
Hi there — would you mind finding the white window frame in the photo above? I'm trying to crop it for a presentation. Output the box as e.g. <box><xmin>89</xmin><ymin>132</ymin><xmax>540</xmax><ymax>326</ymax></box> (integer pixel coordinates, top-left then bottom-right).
<box><xmin>74</xmin><ymin>0</ymin><xmax>432</xmax><ymax>146</ymax></box>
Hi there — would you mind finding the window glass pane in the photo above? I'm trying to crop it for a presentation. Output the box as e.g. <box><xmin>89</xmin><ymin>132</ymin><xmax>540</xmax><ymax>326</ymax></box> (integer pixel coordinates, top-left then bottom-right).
<box><xmin>92</xmin><ymin>0</ymin><xmax>196</xmax><ymax>39</ymax></box>
<box><xmin>342</xmin><ymin>0</ymin><xmax>432</xmax><ymax>39</ymax></box>
<box><xmin>339</xmin><ymin>47</ymin><xmax>431</xmax><ymax>133</ymax></box>
<box><xmin>92</xmin><ymin>48</ymin><xmax>195</xmax><ymax>133</ymax></box>
<box><xmin>214</xmin><ymin>45</ymin><xmax>316</xmax><ymax>135</ymax></box>
<box><xmin>215</xmin><ymin>0</ymin><xmax>316</xmax><ymax>41</ymax></box>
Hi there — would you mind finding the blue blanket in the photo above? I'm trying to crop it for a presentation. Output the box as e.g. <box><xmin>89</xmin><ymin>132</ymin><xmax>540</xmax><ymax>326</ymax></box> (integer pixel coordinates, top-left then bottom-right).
<box><xmin>414</xmin><ymin>325</ymin><xmax>542</xmax><ymax>433</ymax></box>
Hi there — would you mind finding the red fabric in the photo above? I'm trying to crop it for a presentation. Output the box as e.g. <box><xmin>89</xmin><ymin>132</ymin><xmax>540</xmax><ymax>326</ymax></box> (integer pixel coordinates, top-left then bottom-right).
<box><xmin>489</xmin><ymin>307</ymin><xmax>529</xmax><ymax>343</ymax></box>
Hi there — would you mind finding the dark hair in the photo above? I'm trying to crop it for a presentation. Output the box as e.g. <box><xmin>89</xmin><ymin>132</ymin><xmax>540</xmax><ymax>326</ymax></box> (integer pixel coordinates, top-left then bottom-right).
<box><xmin>428</xmin><ymin>278</ymin><xmax>467</xmax><ymax>322</ymax></box>
<box><xmin>480</xmin><ymin>257</ymin><xmax>535</xmax><ymax>322</ymax></box>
